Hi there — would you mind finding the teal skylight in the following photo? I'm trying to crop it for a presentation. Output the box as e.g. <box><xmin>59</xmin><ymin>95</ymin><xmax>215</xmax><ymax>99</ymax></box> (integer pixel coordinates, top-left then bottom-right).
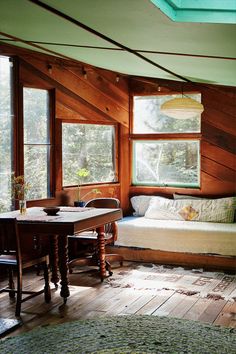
<box><xmin>150</xmin><ymin>0</ymin><xmax>236</xmax><ymax>24</ymax></box>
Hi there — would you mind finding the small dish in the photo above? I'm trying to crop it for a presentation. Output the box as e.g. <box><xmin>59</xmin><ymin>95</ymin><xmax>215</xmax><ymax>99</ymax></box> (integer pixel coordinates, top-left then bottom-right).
<box><xmin>43</xmin><ymin>207</ymin><xmax>60</xmax><ymax>216</ymax></box>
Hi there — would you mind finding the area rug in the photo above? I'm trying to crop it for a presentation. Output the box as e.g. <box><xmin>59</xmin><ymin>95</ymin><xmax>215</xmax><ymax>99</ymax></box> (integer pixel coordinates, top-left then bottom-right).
<box><xmin>105</xmin><ymin>264</ymin><xmax>236</xmax><ymax>301</ymax></box>
<box><xmin>0</xmin><ymin>315</ymin><xmax>235</xmax><ymax>354</ymax></box>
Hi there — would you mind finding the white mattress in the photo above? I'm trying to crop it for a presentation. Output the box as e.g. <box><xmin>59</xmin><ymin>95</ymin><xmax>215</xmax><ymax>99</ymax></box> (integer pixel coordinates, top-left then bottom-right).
<box><xmin>116</xmin><ymin>216</ymin><xmax>236</xmax><ymax>256</ymax></box>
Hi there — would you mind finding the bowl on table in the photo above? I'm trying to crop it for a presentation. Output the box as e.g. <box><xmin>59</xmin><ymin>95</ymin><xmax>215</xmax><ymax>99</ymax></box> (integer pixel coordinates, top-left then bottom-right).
<box><xmin>43</xmin><ymin>207</ymin><xmax>60</xmax><ymax>216</ymax></box>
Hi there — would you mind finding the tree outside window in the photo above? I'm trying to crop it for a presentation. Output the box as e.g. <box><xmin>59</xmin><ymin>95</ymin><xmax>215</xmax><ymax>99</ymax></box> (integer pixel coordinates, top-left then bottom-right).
<box><xmin>62</xmin><ymin>123</ymin><xmax>116</xmax><ymax>187</ymax></box>
<box><xmin>132</xmin><ymin>94</ymin><xmax>201</xmax><ymax>188</ymax></box>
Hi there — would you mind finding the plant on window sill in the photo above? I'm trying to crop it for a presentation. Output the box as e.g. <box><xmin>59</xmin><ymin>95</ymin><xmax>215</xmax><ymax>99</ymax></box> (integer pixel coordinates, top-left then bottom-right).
<box><xmin>75</xmin><ymin>168</ymin><xmax>101</xmax><ymax>207</ymax></box>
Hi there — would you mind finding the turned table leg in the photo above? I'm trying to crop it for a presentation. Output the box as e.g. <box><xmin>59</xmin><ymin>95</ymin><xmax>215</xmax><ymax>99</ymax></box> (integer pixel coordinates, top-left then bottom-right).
<box><xmin>58</xmin><ymin>235</ymin><xmax>70</xmax><ymax>303</ymax></box>
<box><xmin>50</xmin><ymin>234</ymin><xmax>59</xmax><ymax>288</ymax></box>
<box><xmin>97</xmin><ymin>225</ymin><xmax>106</xmax><ymax>282</ymax></box>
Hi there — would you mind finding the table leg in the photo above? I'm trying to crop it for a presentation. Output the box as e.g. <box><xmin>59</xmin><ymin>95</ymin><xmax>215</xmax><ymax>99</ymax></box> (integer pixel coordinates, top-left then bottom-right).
<box><xmin>58</xmin><ymin>235</ymin><xmax>70</xmax><ymax>303</ymax></box>
<box><xmin>97</xmin><ymin>225</ymin><xmax>106</xmax><ymax>282</ymax></box>
<box><xmin>50</xmin><ymin>235</ymin><xmax>59</xmax><ymax>288</ymax></box>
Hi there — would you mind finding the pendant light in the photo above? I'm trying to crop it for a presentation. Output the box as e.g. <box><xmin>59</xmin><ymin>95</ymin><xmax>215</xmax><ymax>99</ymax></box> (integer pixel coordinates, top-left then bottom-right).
<box><xmin>160</xmin><ymin>91</ymin><xmax>204</xmax><ymax>119</ymax></box>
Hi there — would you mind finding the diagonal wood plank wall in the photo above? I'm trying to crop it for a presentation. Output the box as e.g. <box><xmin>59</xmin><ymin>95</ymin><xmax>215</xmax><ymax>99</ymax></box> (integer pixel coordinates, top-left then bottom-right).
<box><xmin>0</xmin><ymin>43</ymin><xmax>235</xmax><ymax>212</ymax></box>
<box><xmin>127</xmin><ymin>78</ymin><xmax>236</xmax><ymax>207</ymax></box>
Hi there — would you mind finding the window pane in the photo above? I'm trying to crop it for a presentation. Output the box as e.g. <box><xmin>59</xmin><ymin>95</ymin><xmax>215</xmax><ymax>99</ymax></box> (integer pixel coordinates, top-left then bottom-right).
<box><xmin>23</xmin><ymin>88</ymin><xmax>50</xmax><ymax>200</ymax></box>
<box><xmin>133</xmin><ymin>140</ymin><xmax>200</xmax><ymax>187</ymax></box>
<box><xmin>23</xmin><ymin>88</ymin><xmax>49</xmax><ymax>144</ymax></box>
<box><xmin>0</xmin><ymin>57</ymin><xmax>13</xmax><ymax>212</ymax></box>
<box><xmin>62</xmin><ymin>124</ymin><xmax>116</xmax><ymax>186</ymax></box>
<box><xmin>133</xmin><ymin>94</ymin><xmax>201</xmax><ymax>134</ymax></box>
<box><xmin>24</xmin><ymin>146</ymin><xmax>49</xmax><ymax>199</ymax></box>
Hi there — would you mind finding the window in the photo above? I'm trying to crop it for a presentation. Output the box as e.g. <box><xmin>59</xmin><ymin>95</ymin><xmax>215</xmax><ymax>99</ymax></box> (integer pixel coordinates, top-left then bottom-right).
<box><xmin>0</xmin><ymin>56</ymin><xmax>14</xmax><ymax>212</ymax></box>
<box><xmin>133</xmin><ymin>94</ymin><xmax>201</xmax><ymax>134</ymax></box>
<box><xmin>23</xmin><ymin>88</ymin><xmax>52</xmax><ymax>199</ymax></box>
<box><xmin>132</xmin><ymin>94</ymin><xmax>201</xmax><ymax>188</ymax></box>
<box><xmin>62</xmin><ymin>123</ymin><xmax>116</xmax><ymax>186</ymax></box>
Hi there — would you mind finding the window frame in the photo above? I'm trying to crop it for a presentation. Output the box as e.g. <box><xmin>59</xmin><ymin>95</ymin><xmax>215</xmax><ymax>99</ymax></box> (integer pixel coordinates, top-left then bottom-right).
<box><xmin>20</xmin><ymin>85</ymin><xmax>55</xmax><ymax>200</ymax></box>
<box><xmin>130</xmin><ymin>93</ymin><xmax>202</xmax><ymax>189</ymax></box>
<box><xmin>0</xmin><ymin>55</ymin><xmax>15</xmax><ymax>212</ymax></box>
<box><xmin>61</xmin><ymin>120</ymin><xmax>119</xmax><ymax>189</ymax></box>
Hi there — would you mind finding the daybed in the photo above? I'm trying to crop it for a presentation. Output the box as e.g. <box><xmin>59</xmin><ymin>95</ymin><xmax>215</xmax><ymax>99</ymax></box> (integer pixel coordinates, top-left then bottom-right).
<box><xmin>111</xmin><ymin>195</ymin><xmax>236</xmax><ymax>271</ymax></box>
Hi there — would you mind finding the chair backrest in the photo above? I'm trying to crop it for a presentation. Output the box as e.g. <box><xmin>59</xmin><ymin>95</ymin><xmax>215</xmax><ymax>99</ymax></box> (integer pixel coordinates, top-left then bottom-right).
<box><xmin>85</xmin><ymin>198</ymin><xmax>120</xmax><ymax>240</ymax></box>
<box><xmin>0</xmin><ymin>218</ymin><xmax>21</xmax><ymax>260</ymax></box>
<box><xmin>85</xmin><ymin>198</ymin><xmax>120</xmax><ymax>209</ymax></box>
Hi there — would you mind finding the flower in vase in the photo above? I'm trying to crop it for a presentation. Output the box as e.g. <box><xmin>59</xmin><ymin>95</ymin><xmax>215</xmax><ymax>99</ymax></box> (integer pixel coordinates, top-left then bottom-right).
<box><xmin>12</xmin><ymin>175</ymin><xmax>31</xmax><ymax>200</ymax></box>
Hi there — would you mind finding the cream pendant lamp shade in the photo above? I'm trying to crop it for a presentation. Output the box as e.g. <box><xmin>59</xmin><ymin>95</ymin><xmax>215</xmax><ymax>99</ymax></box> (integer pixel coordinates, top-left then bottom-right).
<box><xmin>160</xmin><ymin>97</ymin><xmax>204</xmax><ymax>119</ymax></box>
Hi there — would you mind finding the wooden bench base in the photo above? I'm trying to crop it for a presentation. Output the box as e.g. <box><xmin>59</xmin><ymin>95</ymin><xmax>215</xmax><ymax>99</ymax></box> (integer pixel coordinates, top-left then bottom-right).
<box><xmin>106</xmin><ymin>246</ymin><xmax>236</xmax><ymax>272</ymax></box>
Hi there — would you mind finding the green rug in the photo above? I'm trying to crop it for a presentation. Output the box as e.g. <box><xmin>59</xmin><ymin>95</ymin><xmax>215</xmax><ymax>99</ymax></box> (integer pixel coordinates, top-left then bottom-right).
<box><xmin>0</xmin><ymin>316</ymin><xmax>235</xmax><ymax>354</ymax></box>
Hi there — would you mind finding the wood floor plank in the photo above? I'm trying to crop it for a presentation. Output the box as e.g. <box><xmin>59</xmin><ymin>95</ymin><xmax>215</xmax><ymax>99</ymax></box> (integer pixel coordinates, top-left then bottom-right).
<box><xmin>121</xmin><ymin>290</ymin><xmax>156</xmax><ymax>314</ymax></box>
<box><xmin>214</xmin><ymin>302</ymin><xmax>236</xmax><ymax>328</ymax></box>
<box><xmin>168</xmin><ymin>294</ymin><xmax>199</xmax><ymax>319</ymax></box>
<box><xmin>99</xmin><ymin>288</ymin><xmax>142</xmax><ymax>315</ymax></box>
<box><xmin>198</xmin><ymin>299</ymin><xmax>227</xmax><ymax>324</ymax></box>
<box><xmin>1</xmin><ymin>262</ymin><xmax>235</xmax><ymax>340</ymax></box>
<box><xmin>152</xmin><ymin>292</ymin><xmax>185</xmax><ymax>317</ymax></box>
<box><xmin>135</xmin><ymin>289</ymin><xmax>175</xmax><ymax>315</ymax></box>
<box><xmin>183</xmin><ymin>298</ymin><xmax>212</xmax><ymax>321</ymax></box>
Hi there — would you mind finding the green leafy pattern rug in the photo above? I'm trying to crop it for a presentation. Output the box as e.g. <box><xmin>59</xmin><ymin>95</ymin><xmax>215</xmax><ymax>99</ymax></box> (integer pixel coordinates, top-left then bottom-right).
<box><xmin>0</xmin><ymin>315</ymin><xmax>235</xmax><ymax>353</ymax></box>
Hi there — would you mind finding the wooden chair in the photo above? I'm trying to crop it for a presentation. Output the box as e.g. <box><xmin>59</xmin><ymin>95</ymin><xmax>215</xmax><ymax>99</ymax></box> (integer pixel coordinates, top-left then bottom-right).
<box><xmin>0</xmin><ymin>218</ymin><xmax>51</xmax><ymax>317</ymax></box>
<box><xmin>68</xmin><ymin>198</ymin><xmax>123</xmax><ymax>276</ymax></box>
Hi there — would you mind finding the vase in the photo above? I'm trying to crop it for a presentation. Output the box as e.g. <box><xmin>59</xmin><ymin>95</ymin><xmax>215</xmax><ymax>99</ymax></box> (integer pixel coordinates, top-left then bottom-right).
<box><xmin>19</xmin><ymin>199</ymin><xmax>27</xmax><ymax>214</ymax></box>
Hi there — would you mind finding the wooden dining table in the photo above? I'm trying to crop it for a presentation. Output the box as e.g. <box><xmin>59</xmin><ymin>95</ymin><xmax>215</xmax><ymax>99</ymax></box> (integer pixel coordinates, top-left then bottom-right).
<box><xmin>0</xmin><ymin>206</ymin><xmax>123</xmax><ymax>303</ymax></box>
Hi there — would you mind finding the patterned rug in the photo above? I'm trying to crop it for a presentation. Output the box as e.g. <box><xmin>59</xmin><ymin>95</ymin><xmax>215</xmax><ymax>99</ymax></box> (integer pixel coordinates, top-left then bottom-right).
<box><xmin>105</xmin><ymin>264</ymin><xmax>236</xmax><ymax>301</ymax></box>
<box><xmin>0</xmin><ymin>315</ymin><xmax>235</xmax><ymax>354</ymax></box>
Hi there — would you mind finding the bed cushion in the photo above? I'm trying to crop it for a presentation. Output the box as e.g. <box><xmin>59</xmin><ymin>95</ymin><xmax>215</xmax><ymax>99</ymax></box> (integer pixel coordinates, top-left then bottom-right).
<box><xmin>145</xmin><ymin>196</ymin><xmax>236</xmax><ymax>223</ymax></box>
<box><xmin>116</xmin><ymin>216</ymin><xmax>236</xmax><ymax>256</ymax></box>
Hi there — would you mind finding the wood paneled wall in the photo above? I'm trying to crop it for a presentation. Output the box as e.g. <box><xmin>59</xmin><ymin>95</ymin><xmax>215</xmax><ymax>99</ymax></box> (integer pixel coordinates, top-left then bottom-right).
<box><xmin>123</xmin><ymin>78</ymin><xmax>236</xmax><ymax>212</ymax></box>
<box><xmin>0</xmin><ymin>43</ymin><xmax>129</xmax><ymax>206</ymax></box>
<box><xmin>0</xmin><ymin>43</ymin><xmax>235</xmax><ymax>213</ymax></box>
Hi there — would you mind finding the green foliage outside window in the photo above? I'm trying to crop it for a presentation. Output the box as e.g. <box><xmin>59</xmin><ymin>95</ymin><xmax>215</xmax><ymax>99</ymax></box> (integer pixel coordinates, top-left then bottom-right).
<box><xmin>0</xmin><ymin>56</ymin><xmax>13</xmax><ymax>212</ymax></box>
<box><xmin>62</xmin><ymin>123</ymin><xmax>116</xmax><ymax>187</ymax></box>
<box><xmin>132</xmin><ymin>94</ymin><xmax>201</xmax><ymax>188</ymax></box>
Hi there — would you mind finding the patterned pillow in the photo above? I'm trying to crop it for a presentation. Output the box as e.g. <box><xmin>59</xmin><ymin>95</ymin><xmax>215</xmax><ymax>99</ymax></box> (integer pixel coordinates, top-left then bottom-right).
<box><xmin>145</xmin><ymin>196</ymin><xmax>236</xmax><ymax>223</ymax></box>
<box><xmin>178</xmin><ymin>205</ymin><xmax>199</xmax><ymax>221</ymax></box>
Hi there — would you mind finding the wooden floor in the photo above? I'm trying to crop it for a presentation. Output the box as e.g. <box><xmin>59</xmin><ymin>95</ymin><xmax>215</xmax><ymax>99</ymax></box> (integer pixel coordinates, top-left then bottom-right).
<box><xmin>0</xmin><ymin>262</ymin><xmax>235</xmax><ymax>339</ymax></box>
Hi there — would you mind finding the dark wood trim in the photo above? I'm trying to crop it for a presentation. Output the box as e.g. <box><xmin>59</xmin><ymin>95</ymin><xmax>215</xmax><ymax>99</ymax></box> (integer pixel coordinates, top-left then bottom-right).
<box><xmin>17</xmin><ymin>84</ymin><xmax>24</xmax><ymax>175</ymax></box>
<box><xmin>130</xmin><ymin>134</ymin><xmax>202</xmax><ymax>140</ymax></box>
<box><xmin>55</xmin><ymin>119</ymin><xmax>62</xmax><ymax>192</ymax></box>
<box><xmin>49</xmin><ymin>89</ymin><xmax>56</xmax><ymax>197</ymax></box>
<box><xmin>59</xmin><ymin>118</ymin><xmax>116</xmax><ymax>125</ymax></box>
<box><xmin>106</xmin><ymin>246</ymin><xmax>236</xmax><ymax>271</ymax></box>
<box><xmin>119</xmin><ymin>125</ymin><xmax>130</xmax><ymax>214</ymax></box>
<box><xmin>12</xmin><ymin>56</ymin><xmax>20</xmax><ymax>176</ymax></box>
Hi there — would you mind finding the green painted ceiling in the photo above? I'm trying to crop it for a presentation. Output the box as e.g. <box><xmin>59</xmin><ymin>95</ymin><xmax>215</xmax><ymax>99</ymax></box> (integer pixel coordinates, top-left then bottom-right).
<box><xmin>0</xmin><ymin>0</ymin><xmax>236</xmax><ymax>86</ymax></box>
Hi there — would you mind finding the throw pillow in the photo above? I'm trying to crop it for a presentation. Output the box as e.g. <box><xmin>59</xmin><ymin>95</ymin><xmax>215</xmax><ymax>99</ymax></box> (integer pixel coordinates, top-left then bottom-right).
<box><xmin>145</xmin><ymin>196</ymin><xmax>236</xmax><ymax>223</ymax></box>
<box><xmin>130</xmin><ymin>195</ymin><xmax>170</xmax><ymax>216</ymax></box>
<box><xmin>178</xmin><ymin>205</ymin><xmax>199</xmax><ymax>221</ymax></box>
